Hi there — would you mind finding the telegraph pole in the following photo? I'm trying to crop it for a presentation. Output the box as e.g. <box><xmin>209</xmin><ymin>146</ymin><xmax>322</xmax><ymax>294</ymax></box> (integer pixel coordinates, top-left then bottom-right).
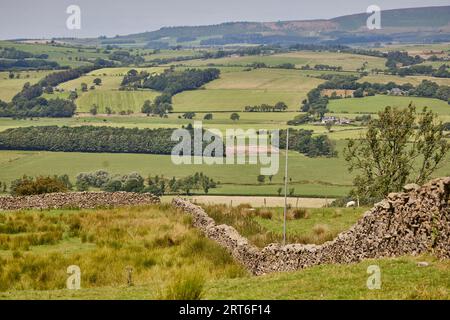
<box><xmin>283</xmin><ymin>128</ymin><xmax>289</xmax><ymax>245</ymax></box>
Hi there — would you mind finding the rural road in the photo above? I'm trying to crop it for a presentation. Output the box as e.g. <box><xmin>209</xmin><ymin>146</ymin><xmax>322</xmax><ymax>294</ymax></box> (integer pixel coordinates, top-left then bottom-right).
<box><xmin>184</xmin><ymin>195</ymin><xmax>335</xmax><ymax>208</ymax></box>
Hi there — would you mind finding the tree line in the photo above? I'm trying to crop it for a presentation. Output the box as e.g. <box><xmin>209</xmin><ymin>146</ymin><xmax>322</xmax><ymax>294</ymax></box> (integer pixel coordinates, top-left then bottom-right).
<box><xmin>244</xmin><ymin>102</ymin><xmax>288</xmax><ymax>112</ymax></box>
<box><xmin>76</xmin><ymin>170</ymin><xmax>217</xmax><ymax>195</ymax></box>
<box><xmin>279</xmin><ymin>129</ymin><xmax>337</xmax><ymax>157</ymax></box>
<box><xmin>0</xmin><ymin>126</ymin><xmax>184</xmax><ymax>154</ymax></box>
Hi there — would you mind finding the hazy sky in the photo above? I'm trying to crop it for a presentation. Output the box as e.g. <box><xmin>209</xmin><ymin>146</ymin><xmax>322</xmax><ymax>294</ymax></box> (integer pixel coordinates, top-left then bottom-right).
<box><xmin>0</xmin><ymin>0</ymin><xmax>449</xmax><ymax>39</ymax></box>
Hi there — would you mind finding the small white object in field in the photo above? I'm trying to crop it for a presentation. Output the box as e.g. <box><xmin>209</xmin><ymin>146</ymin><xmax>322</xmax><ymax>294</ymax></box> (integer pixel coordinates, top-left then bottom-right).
<box><xmin>346</xmin><ymin>201</ymin><xmax>356</xmax><ymax>208</ymax></box>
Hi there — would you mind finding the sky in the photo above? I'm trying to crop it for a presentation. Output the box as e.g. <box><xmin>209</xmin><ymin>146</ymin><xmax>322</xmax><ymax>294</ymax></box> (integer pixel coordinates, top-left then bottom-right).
<box><xmin>0</xmin><ymin>0</ymin><xmax>449</xmax><ymax>39</ymax></box>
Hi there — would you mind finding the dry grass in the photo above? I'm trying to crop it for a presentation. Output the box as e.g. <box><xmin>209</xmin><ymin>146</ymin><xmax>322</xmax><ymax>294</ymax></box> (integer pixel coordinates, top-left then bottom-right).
<box><xmin>0</xmin><ymin>204</ymin><xmax>247</xmax><ymax>291</ymax></box>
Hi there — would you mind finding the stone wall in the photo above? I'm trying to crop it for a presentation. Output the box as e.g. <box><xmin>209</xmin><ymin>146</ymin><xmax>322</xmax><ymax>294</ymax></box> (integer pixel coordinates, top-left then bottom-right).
<box><xmin>172</xmin><ymin>177</ymin><xmax>450</xmax><ymax>275</ymax></box>
<box><xmin>0</xmin><ymin>191</ymin><xmax>160</xmax><ymax>211</ymax></box>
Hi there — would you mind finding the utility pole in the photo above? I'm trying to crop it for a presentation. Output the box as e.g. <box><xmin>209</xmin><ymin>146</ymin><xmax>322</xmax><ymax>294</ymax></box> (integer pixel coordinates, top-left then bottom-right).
<box><xmin>283</xmin><ymin>128</ymin><xmax>289</xmax><ymax>245</ymax></box>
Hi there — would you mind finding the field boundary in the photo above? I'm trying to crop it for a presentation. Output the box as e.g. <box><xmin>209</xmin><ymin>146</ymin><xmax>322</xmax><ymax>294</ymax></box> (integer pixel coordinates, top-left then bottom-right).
<box><xmin>172</xmin><ymin>177</ymin><xmax>450</xmax><ymax>275</ymax></box>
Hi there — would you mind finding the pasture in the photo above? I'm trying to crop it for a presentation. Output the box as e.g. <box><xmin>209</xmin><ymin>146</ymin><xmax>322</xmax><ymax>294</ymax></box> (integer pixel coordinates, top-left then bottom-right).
<box><xmin>328</xmin><ymin>95</ymin><xmax>450</xmax><ymax>115</ymax></box>
<box><xmin>0</xmin><ymin>204</ymin><xmax>447</xmax><ymax>300</ymax></box>
<box><xmin>359</xmin><ymin>74</ymin><xmax>450</xmax><ymax>86</ymax></box>
<box><xmin>181</xmin><ymin>51</ymin><xmax>387</xmax><ymax>71</ymax></box>
<box><xmin>0</xmin><ymin>70</ymin><xmax>53</xmax><ymax>101</ymax></box>
<box><xmin>0</xmin><ymin>40</ymin><xmax>109</xmax><ymax>68</ymax></box>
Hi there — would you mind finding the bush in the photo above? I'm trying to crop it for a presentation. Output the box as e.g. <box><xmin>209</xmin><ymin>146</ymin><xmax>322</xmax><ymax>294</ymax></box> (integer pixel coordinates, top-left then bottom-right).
<box><xmin>10</xmin><ymin>175</ymin><xmax>69</xmax><ymax>196</ymax></box>
<box><xmin>256</xmin><ymin>209</ymin><xmax>272</xmax><ymax>220</ymax></box>
<box><xmin>291</xmin><ymin>208</ymin><xmax>309</xmax><ymax>219</ymax></box>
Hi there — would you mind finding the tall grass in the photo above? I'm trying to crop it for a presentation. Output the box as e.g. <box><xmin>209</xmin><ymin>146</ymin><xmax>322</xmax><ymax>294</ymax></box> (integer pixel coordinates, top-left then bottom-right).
<box><xmin>158</xmin><ymin>273</ymin><xmax>205</xmax><ymax>300</ymax></box>
<box><xmin>0</xmin><ymin>204</ymin><xmax>247</xmax><ymax>293</ymax></box>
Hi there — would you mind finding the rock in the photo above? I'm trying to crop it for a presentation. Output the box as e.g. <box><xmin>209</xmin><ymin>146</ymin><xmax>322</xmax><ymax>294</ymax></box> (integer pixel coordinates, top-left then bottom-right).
<box><xmin>417</xmin><ymin>261</ymin><xmax>429</xmax><ymax>267</ymax></box>
<box><xmin>0</xmin><ymin>192</ymin><xmax>160</xmax><ymax>211</ymax></box>
<box><xmin>403</xmin><ymin>183</ymin><xmax>421</xmax><ymax>192</ymax></box>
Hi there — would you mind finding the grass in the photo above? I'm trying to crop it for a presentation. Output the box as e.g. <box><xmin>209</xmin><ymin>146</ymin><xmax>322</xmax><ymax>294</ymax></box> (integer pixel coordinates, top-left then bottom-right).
<box><xmin>46</xmin><ymin>67</ymin><xmax>165</xmax><ymax>113</ymax></box>
<box><xmin>359</xmin><ymin>74</ymin><xmax>450</xmax><ymax>86</ymax></box>
<box><xmin>0</xmin><ymin>205</ymin><xmax>447</xmax><ymax>299</ymax></box>
<box><xmin>0</xmin><ymin>140</ymin><xmax>356</xmax><ymax>197</ymax></box>
<box><xmin>172</xmin><ymin>89</ymin><xmax>305</xmax><ymax>112</ymax></box>
<box><xmin>0</xmin><ymin>70</ymin><xmax>53</xmax><ymax>102</ymax></box>
<box><xmin>182</xmin><ymin>51</ymin><xmax>387</xmax><ymax>72</ymax></box>
<box><xmin>254</xmin><ymin>207</ymin><xmax>366</xmax><ymax>244</ymax></box>
<box><xmin>203</xmin><ymin>204</ymin><xmax>366</xmax><ymax>247</ymax></box>
<box><xmin>0</xmin><ymin>40</ymin><xmax>109</xmax><ymax>68</ymax></box>
<box><xmin>1</xmin><ymin>254</ymin><xmax>448</xmax><ymax>299</ymax></box>
<box><xmin>171</xmin><ymin>68</ymin><xmax>323</xmax><ymax>112</ymax></box>
<box><xmin>0</xmin><ymin>205</ymin><xmax>247</xmax><ymax>292</ymax></box>
<box><xmin>328</xmin><ymin>95</ymin><xmax>450</xmax><ymax>115</ymax></box>
<box><xmin>205</xmin><ymin>255</ymin><xmax>450</xmax><ymax>300</ymax></box>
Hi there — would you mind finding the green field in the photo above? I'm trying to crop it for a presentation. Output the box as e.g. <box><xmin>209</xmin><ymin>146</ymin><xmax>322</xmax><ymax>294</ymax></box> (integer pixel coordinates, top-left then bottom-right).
<box><xmin>0</xmin><ymin>70</ymin><xmax>53</xmax><ymax>101</ymax></box>
<box><xmin>1</xmin><ymin>136</ymin><xmax>450</xmax><ymax>197</ymax></box>
<box><xmin>329</xmin><ymin>95</ymin><xmax>450</xmax><ymax>114</ymax></box>
<box><xmin>182</xmin><ymin>51</ymin><xmax>387</xmax><ymax>71</ymax></box>
<box><xmin>0</xmin><ymin>40</ymin><xmax>110</xmax><ymax>68</ymax></box>
<box><xmin>45</xmin><ymin>67</ymin><xmax>165</xmax><ymax>113</ymax></box>
<box><xmin>359</xmin><ymin>74</ymin><xmax>450</xmax><ymax>86</ymax></box>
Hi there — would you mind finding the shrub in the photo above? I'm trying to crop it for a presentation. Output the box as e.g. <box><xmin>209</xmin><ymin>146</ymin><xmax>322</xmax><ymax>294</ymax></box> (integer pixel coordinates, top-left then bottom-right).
<box><xmin>313</xmin><ymin>224</ymin><xmax>329</xmax><ymax>235</ymax></box>
<box><xmin>256</xmin><ymin>209</ymin><xmax>272</xmax><ymax>220</ymax></box>
<box><xmin>291</xmin><ymin>208</ymin><xmax>309</xmax><ymax>219</ymax></box>
<box><xmin>10</xmin><ymin>175</ymin><xmax>69</xmax><ymax>196</ymax></box>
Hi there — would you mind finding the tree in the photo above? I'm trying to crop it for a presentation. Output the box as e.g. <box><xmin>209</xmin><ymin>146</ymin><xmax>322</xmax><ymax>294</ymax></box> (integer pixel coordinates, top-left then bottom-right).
<box><xmin>274</xmin><ymin>101</ymin><xmax>288</xmax><ymax>111</ymax></box>
<box><xmin>325</xmin><ymin>122</ymin><xmax>333</xmax><ymax>132</ymax></box>
<box><xmin>230</xmin><ymin>113</ymin><xmax>240</xmax><ymax>121</ymax></box>
<box><xmin>81</xmin><ymin>83</ymin><xmax>88</xmax><ymax>92</ymax></box>
<box><xmin>141</xmin><ymin>100</ymin><xmax>153</xmax><ymax>116</ymax></box>
<box><xmin>277</xmin><ymin>187</ymin><xmax>282</xmax><ymax>196</ymax></box>
<box><xmin>203</xmin><ymin>113</ymin><xmax>213</xmax><ymax>120</ymax></box>
<box><xmin>105</xmin><ymin>106</ymin><xmax>113</xmax><ymax>115</ymax></box>
<box><xmin>90</xmin><ymin>104</ymin><xmax>98</xmax><ymax>115</ymax></box>
<box><xmin>257</xmin><ymin>175</ymin><xmax>265</xmax><ymax>184</ymax></box>
<box><xmin>93</xmin><ymin>78</ymin><xmax>102</xmax><ymax>86</ymax></box>
<box><xmin>183</xmin><ymin>112</ymin><xmax>196</xmax><ymax>119</ymax></box>
<box><xmin>344</xmin><ymin>104</ymin><xmax>449</xmax><ymax>201</ymax></box>
<box><xmin>69</xmin><ymin>91</ymin><xmax>78</xmax><ymax>101</ymax></box>
<box><xmin>353</xmin><ymin>88</ymin><xmax>364</xmax><ymax>98</ymax></box>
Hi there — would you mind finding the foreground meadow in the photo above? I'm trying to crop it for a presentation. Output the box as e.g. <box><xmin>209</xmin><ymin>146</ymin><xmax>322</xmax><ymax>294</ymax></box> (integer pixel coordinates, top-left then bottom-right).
<box><xmin>0</xmin><ymin>204</ymin><xmax>448</xmax><ymax>300</ymax></box>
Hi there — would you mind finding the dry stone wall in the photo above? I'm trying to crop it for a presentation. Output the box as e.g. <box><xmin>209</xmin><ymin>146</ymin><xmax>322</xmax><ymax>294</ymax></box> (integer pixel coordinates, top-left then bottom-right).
<box><xmin>0</xmin><ymin>192</ymin><xmax>160</xmax><ymax>211</ymax></box>
<box><xmin>172</xmin><ymin>177</ymin><xmax>450</xmax><ymax>275</ymax></box>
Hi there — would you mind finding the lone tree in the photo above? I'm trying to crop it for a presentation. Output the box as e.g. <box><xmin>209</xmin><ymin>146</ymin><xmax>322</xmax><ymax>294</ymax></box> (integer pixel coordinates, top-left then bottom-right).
<box><xmin>344</xmin><ymin>104</ymin><xmax>449</xmax><ymax>202</ymax></box>
<box><xmin>93</xmin><ymin>78</ymin><xmax>102</xmax><ymax>86</ymax></box>
<box><xmin>230</xmin><ymin>113</ymin><xmax>240</xmax><ymax>121</ymax></box>
<box><xmin>141</xmin><ymin>100</ymin><xmax>153</xmax><ymax>116</ymax></box>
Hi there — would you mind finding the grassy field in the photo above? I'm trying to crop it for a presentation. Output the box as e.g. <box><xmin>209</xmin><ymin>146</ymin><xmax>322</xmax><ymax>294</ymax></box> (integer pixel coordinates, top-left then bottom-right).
<box><xmin>0</xmin><ymin>144</ymin><xmax>355</xmax><ymax>197</ymax></box>
<box><xmin>0</xmin><ymin>70</ymin><xmax>53</xmax><ymax>101</ymax></box>
<box><xmin>172</xmin><ymin>89</ymin><xmax>304</xmax><ymax>112</ymax></box>
<box><xmin>171</xmin><ymin>68</ymin><xmax>323</xmax><ymax>112</ymax></box>
<box><xmin>0</xmin><ymin>40</ymin><xmax>109</xmax><ymax>68</ymax></box>
<box><xmin>0</xmin><ymin>205</ymin><xmax>247</xmax><ymax>296</ymax></box>
<box><xmin>44</xmin><ymin>67</ymin><xmax>166</xmax><ymax>113</ymax></box>
<box><xmin>359</xmin><ymin>74</ymin><xmax>450</xmax><ymax>86</ymax></box>
<box><xmin>182</xmin><ymin>51</ymin><xmax>387</xmax><ymax>71</ymax></box>
<box><xmin>328</xmin><ymin>95</ymin><xmax>450</xmax><ymax>114</ymax></box>
<box><xmin>0</xmin><ymin>204</ymin><xmax>447</xmax><ymax>300</ymax></box>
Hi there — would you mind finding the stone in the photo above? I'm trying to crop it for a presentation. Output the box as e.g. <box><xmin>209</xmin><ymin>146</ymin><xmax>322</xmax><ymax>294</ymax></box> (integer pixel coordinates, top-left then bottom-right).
<box><xmin>403</xmin><ymin>183</ymin><xmax>421</xmax><ymax>192</ymax></box>
<box><xmin>172</xmin><ymin>177</ymin><xmax>450</xmax><ymax>275</ymax></box>
<box><xmin>417</xmin><ymin>261</ymin><xmax>429</xmax><ymax>267</ymax></box>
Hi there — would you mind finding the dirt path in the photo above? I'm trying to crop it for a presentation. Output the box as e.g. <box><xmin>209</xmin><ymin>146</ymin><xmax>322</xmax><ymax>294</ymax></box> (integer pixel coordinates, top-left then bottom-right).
<box><xmin>185</xmin><ymin>195</ymin><xmax>334</xmax><ymax>208</ymax></box>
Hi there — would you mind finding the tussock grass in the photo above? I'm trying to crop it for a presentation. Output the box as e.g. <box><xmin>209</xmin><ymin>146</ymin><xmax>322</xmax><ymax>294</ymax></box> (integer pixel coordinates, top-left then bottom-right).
<box><xmin>0</xmin><ymin>204</ymin><xmax>247</xmax><ymax>292</ymax></box>
<box><xmin>158</xmin><ymin>273</ymin><xmax>205</xmax><ymax>300</ymax></box>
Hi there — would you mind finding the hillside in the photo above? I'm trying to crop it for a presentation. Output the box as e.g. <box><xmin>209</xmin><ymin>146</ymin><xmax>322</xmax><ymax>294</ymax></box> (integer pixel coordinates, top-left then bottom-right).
<box><xmin>89</xmin><ymin>5</ymin><xmax>450</xmax><ymax>47</ymax></box>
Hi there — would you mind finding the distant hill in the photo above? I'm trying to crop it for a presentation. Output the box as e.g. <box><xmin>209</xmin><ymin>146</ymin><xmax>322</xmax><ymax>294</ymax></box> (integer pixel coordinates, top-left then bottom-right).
<box><xmin>70</xmin><ymin>6</ymin><xmax>450</xmax><ymax>47</ymax></box>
